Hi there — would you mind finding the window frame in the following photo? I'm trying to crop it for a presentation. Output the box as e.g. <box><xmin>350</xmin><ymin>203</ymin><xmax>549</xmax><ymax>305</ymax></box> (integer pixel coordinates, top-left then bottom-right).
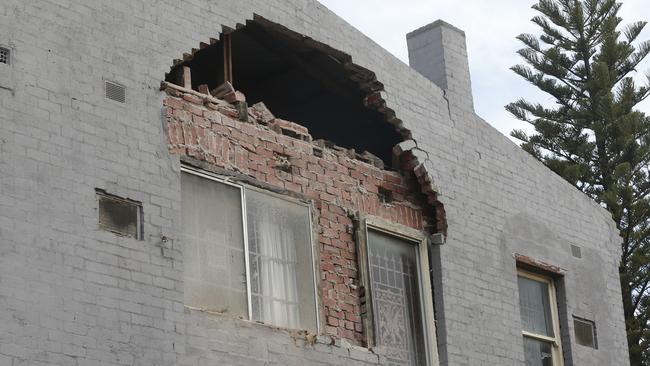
<box><xmin>357</xmin><ymin>215</ymin><xmax>439</xmax><ymax>366</ymax></box>
<box><xmin>180</xmin><ymin>166</ymin><xmax>320</xmax><ymax>332</ymax></box>
<box><xmin>517</xmin><ymin>269</ymin><xmax>564</xmax><ymax>366</ymax></box>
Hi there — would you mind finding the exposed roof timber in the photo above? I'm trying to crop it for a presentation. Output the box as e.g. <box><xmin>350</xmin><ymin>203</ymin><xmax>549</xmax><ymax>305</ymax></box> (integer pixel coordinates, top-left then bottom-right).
<box><xmin>222</xmin><ymin>33</ymin><xmax>233</xmax><ymax>84</ymax></box>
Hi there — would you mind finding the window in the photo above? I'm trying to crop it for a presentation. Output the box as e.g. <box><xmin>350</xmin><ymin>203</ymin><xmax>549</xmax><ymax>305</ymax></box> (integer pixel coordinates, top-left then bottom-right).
<box><xmin>573</xmin><ymin>316</ymin><xmax>597</xmax><ymax>349</ymax></box>
<box><xmin>517</xmin><ymin>270</ymin><xmax>564</xmax><ymax>366</ymax></box>
<box><xmin>359</xmin><ymin>216</ymin><xmax>438</xmax><ymax>366</ymax></box>
<box><xmin>180</xmin><ymin>168</ymin><xmax>318</xmax><ymax>331</ymax></box>
<box><xmin>96</xmin><ymin>190</ymin><xmax>142</xmax><ymax>239</ymax></box>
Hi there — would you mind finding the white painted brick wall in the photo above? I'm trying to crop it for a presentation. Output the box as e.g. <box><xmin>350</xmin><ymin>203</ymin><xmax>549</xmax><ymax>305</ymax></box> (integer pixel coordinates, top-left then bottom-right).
<box><xmin>0</xmin><ymin>0</ymin><xmax>628</xmax><ymax>365</ymax></box>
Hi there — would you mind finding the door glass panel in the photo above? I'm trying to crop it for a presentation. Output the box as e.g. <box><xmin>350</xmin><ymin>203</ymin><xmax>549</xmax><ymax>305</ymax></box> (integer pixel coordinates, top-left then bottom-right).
<box><xmin>181</xmin><ymin>173</ymin><xmax>248</xmax><ymax>317</ymax></box>
<box><xmin>367</xmin><ymin>229</ymin><xmax>426</xmax><ymax>366</ymax></box>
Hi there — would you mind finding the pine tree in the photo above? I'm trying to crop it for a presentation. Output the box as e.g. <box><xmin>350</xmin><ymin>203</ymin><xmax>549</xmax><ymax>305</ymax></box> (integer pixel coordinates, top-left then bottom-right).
<box><xmin>506</xmin><ymin>0</ymin><xmax>650</xmax><ymax>364</ymax></box>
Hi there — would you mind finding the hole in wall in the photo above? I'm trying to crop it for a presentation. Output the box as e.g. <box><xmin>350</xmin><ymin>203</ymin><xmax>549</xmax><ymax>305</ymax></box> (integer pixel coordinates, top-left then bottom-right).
<box><xmin>378</xmin><ymin>186</ymin><xmax>393</xmax><ymax>203</ymax></box>
<box><xmin>165</xmin><ymin>16</ymin><xmax>405</xmax><ymax>168</ymax></box>
<box><xmin>163</xmin><ymin>16</ymin><xmax>449</xmax><ymax>237</ymax></box>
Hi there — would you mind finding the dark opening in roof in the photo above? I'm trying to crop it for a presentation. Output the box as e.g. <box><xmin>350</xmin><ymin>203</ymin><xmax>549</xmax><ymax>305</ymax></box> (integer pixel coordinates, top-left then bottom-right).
<box><xmin>165</xmin><ymin>16</ymin><xmax>407</xmax><ymax>168</ymax></box>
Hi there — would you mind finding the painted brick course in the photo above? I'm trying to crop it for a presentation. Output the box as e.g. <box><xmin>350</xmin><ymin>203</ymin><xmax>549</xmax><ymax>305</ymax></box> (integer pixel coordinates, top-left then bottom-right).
<box><xmin>0</xmin><ymin>0</ymin><xmax>628</xmax><ymax>365</ymax></box>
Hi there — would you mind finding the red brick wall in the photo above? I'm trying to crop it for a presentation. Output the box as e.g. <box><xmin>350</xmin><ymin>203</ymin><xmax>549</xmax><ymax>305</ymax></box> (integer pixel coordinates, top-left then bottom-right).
<box><xmin>164</xmin><ymin>87</ymin><xmax>434</xmax><ymax>344</ymax></box>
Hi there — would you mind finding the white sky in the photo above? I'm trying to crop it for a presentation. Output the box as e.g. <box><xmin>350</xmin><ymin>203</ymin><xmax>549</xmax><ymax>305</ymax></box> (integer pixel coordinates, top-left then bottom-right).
<box><xmin>316</xmin><ymin>0</ymin><xmax>650</xmax><ymax>139</ymax></box>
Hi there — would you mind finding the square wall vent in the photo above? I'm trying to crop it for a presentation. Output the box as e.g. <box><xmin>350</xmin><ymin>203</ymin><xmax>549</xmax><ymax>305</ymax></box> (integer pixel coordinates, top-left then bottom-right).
<box><xmin>96</xmin><ymin>190</ymin><xmax>142</xmax><ymax>239</ymax></box>
<box><xmin>105</xmin><ymin>80</ymin><xmax>126</xmax><ymax>103</ymax></box>
<box><xmin>570</xmin><ymin>244</ymin><xmax>582</xmax><ymax>258</ymax></box>
<box><xmin>573</xmin><ymin>317</ymin><xmax>597</xmax><ymax>349</ymax></box>
<box><xmin>0</xmin><ymin>47</ymin><xmax>10</xmax><ymax>65</ymax></box>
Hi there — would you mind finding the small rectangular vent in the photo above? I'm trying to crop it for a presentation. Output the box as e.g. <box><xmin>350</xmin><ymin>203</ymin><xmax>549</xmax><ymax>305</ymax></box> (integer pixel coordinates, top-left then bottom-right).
<box><xmin>0</xmin><ymin>47</ymin><xmax>10</xmax><ymax>65</ymax></box>
<box><xmin>105</xmin><ymin>80</ymin><xmax>126</xmax><ymax>103</ymax></box>
<box><xmin>571</xmin><ymin>244</ymin><xmax>582</xmax><ymax>258</ymax></box>
<box><xmin>574</xmin><ymin>317</ymin><xmax>597</xmax><ymax>348</ymax></box>
<box><xmin>97</xmin><ymin>190</ymin><xmax>142</xmax><ymax>239</ymax></box>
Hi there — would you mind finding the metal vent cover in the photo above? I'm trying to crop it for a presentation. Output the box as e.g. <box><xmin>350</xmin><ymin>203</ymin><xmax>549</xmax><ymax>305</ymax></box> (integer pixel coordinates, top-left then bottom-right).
<box><xmin>105</xmin><ymin>80</ymin><xmax>126</xmax><ymax>103</ymax></box>
<box><xmin>574</xmin><ymin>317</ymin><xmax>597</xmax><ymax>348</ymax></box>
<box><xmin>96</xmin><ymin>190</ymin><xmax>142</xmax><ymax>239</ymax></box>
<box><xmin>0</xmin><ymin>47</ymin><xmax>9</xmax><ymax>65</ymax></box>
<box><xmin>570</xmin><ymin>244</ymin><xmax>582</xmax><ymax>258</ymax></box>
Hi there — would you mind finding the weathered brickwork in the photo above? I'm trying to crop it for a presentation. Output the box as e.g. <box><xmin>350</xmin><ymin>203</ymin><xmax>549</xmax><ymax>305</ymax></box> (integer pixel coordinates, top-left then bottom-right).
<box><xmin>163</xmin><ymin>84</ymin><xmax>435</xmax><ymax>344</ymax></box>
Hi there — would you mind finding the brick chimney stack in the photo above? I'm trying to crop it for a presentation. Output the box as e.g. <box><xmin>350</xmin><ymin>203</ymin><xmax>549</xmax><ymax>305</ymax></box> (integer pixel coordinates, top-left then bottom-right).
<box><xmin>406</xmin><ymin>20</ymin><xmax>474</xmax><ymax>110</ymax></box>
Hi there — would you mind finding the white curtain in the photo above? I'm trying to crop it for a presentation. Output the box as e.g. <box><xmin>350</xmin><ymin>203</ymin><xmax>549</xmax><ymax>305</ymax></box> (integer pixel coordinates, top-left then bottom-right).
<box><xmin>246</xmin><ymin>189</ymin><xmax>304</xmax><ymax>329</ymax></box>
<box><xmin>255</xmin><ymin>215</ymin><xmax>300</xmax><ymax>328</ymax></box>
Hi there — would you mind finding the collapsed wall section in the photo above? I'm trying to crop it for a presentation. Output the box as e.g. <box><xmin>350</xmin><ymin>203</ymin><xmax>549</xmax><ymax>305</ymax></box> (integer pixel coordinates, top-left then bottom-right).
<box><xmin>164</xmin><ymin>15</ymin><xmax>410</xmax><ymax>170</ymax></box>
<box><xmin>162</xmin><ymin>82</ymin><xmax>440</xmax><ymax>344</ymax></box>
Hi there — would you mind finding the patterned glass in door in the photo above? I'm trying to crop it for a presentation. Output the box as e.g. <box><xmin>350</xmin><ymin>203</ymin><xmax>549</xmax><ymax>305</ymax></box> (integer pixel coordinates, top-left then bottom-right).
<box><xmin>367</xmin><ymin>229</ymin><xmax>426</xmax><ymax>366</ymax></box>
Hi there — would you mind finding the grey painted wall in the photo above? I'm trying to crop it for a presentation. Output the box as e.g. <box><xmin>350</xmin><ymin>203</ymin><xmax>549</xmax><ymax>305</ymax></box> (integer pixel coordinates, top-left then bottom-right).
<box><xmin>0</xmin><ymin>0</ymin><xmax>627</xmax><ymax>365</ymax></box>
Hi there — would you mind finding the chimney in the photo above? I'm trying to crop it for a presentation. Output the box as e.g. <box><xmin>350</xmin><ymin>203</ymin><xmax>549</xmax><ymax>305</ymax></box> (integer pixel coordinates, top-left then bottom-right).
<box><xmin>406</xmin><ymin>20</ymin><xmax>474</xmax><ymax>110</ymax></box>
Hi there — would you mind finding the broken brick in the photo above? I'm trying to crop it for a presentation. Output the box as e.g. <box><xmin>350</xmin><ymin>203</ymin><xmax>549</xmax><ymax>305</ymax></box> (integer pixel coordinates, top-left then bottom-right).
<box><xmin>163</xmin><ymin>91</ymin><xmax>444</xmax><ymax>345</ymax></box>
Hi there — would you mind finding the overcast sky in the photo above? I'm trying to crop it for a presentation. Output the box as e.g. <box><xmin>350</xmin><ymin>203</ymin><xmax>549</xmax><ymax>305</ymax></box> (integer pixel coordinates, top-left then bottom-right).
<box><xmin>316</xmin><ymin>0</ymin><xmax>650</xmax><ymax>139</ymax></box>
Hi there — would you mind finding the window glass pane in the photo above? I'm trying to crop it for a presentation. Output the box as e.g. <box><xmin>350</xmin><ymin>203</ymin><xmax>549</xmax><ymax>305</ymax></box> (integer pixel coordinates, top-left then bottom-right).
<box><xmin>245</xmin><ymin>189</ymin><xmax>317</xmax><ymax>331</ymax></box>
<box><xmin>518</xmin><ymin>275</ymin><xmax>554</xmax><ymax>336</ymax></box>
<box><xmin>523</xmin><ymin>337</ymin><xmax>553</xmax><ymax>366</ymax></box>
<box><xmin>367</xmin><ymin>229</ymin><xmax>426</xmax><ymax>366</ymax></box>
<box><xmin>181</xmin><ymin>173</ymin><xmax>247</xmax><ymax>317</ymax></box>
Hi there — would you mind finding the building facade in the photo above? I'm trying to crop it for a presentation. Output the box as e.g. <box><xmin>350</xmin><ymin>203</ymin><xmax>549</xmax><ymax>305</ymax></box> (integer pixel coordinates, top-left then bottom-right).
<box><xmin>0</xmin><ymin>0</ymin><xmax>629</xmax><ymax>365</ymax></box>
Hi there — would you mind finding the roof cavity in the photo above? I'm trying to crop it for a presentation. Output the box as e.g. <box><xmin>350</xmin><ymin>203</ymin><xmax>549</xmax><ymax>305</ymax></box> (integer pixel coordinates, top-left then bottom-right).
<box><xmin>165</xmin><ymin>15</ymin><xmax>408</xmax><ymax>168</ymax></box>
